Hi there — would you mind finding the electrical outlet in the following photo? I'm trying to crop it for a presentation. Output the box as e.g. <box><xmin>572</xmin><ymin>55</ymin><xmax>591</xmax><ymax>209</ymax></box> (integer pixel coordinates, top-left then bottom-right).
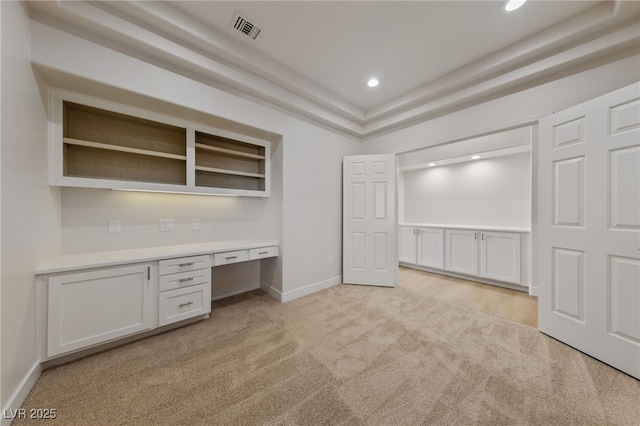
<box><xmin>108</xmin><ymin>219</ymin><xmax>121</xmax><ymax>234</ymax></box>
<box><xmin>160</xmin><ymin>219</ymin><xmax>175</xmax><ymax>231</ymax></box>
<box><xmin>193</xmin><ymin>219</ymin><xmax>201</xmax><ymax>230</ymax></box>
<box><xmin>328</xmin><ymin>256</ymin><xmax>333</xmax><ymax>265</ymax></box>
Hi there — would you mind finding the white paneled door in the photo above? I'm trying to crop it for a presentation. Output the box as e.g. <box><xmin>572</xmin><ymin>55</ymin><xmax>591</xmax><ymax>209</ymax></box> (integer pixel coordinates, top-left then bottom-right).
<box><xmin>343</xmin><ymin>154</ymin><xmax>397</xmax><ymax>287</ymax></box>
<box><xmin>539</xmin><ymin>82</ymin><xmax>640</xmax><ymax>379</ymax></box>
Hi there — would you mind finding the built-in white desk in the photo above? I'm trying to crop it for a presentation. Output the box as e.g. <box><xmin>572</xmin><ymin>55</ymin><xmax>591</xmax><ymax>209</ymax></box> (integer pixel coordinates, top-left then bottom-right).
<box><xmin>36</xmin><ymin>240</ymin><xmax>279</xmax><ymax>361</ymax></box>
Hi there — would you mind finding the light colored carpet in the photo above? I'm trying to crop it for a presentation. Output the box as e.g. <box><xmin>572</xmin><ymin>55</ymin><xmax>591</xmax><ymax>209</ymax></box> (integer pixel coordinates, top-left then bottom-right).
<box><xmin>397</xmin><ymin>267</ymin><xmax>538</xmax><ymax>327</ymax></box>
<box><xmin>17</xmin><ymin>284</ymin><xmax>640</xmax><ymax>425</ymax></box>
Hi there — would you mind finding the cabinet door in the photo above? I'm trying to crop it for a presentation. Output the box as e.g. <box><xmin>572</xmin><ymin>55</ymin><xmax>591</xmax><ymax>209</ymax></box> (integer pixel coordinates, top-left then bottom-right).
<box><xmin>479</xmin><ymin>231</ymin><xmax>521</xmax><ymax>284</ymax></box>
<box><xmin>444</xmin><ymin>229</ymin><xmax>478</xmax><ymax>275</ymax></box>
<box><xmin>398</xmin><ymin>227</ymin><xmax>417</xmax><ymax>264</ymax></box>
<box><xmin>47</xmin><ymin>264</ymin><xmax>154</xmax><ymax>357</ymax></box>
<box><xmin>417</xmin><ymin>228</ymin><xmax>444</xmax><ymax>269</ymax></box>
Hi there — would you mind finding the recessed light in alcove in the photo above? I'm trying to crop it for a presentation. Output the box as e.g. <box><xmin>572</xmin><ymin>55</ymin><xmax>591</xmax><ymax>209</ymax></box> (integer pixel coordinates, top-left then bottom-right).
<box><xmin>471</xmin><ymin>155</ymin><xmax>482</xmax><ymax>160</ymax></box>
<box><xmin>367</xmin><ymin>78</ymin><xmax>379</xmax><ymax>88</ymax></box>
<box><xmin>503</xmin><ymin>0</ymin><xmax>527</xmax><ymax>12</ymax></box>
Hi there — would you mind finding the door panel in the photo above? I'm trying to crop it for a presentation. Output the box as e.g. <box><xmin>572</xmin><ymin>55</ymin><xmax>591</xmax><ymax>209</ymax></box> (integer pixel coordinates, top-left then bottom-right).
<box><xmin>539</xmin><ymin>82</ymin><xmax>640</xmax><ymax>379</ymax></box>
<box><xmin>480</xmin><ymin>231</ymin><xmax>521</xmax><ymax>284</ymax></box>
<box><xmin>398</xmin><ymin>227</ymin><xmax>417</xmax><ymax>264</ymax></box>
<box><xmin>609</xmin><ymin>146</ymin><xmax>639</xmax><ymax>229</ymax></box>
<box><xmin>444</xmin><ymin>229</ymin><xmax>478</xmax><ymax>275</ymax></box>
<box><xmin>553</xmin><ymin>157</ymin><xmax>585</xmax><ymax>227</ymax></box>
<box><xmin>417</xmin><ymin>228</ymin><xmax>444</xmax><ymax>269</ymax></box>
<box><xmin>343</xmin><ymin>154</ymin><xmax>397</xmax><ymax>287</ymax></box>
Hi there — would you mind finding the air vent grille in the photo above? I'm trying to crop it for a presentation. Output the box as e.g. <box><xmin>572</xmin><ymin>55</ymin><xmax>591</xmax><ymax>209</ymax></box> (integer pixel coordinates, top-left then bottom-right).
<box><xmin>230</xmin><ymin>11</ymin><xmax>261</xmax><ymax>40</ymax></box>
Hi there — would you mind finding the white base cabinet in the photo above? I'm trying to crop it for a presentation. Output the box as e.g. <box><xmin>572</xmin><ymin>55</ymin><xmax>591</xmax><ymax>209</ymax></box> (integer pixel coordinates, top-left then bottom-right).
<box><xmin>398</xmin><ymin>226</ymin><xmax>418</xmax><ymax>264</ymax></box>
<box><xmin>400</xmin><ymin>225</ymin><xmax>529</xmax><ymax>288</ymax></box>
<box><xmin>444</xmin><ymin>229</ymin><xmax>478</xmax><ymax>275</ymax></box>
<box><xmin>158</xmin><ymin>255</ymin><xmax>212</xmax><ymax>327</ymax></box>
<box><xmin>38</xmin><ymin>241</ymin><xmax>279</xmax><ymax>360</ymax></box>
<box><xmin>399</xmin><ymin>227</ymin><xmax>444</xmax><ymax>269</ymax></box>
<box><xmin>479</xmin><ymin>231</ymin><xmax>521</xmax><ymax>284</ymax></box>
<box><xmin>47</xmin><ymin>264</ymin><xmax>155</xmax><ymax>358</ymax></box>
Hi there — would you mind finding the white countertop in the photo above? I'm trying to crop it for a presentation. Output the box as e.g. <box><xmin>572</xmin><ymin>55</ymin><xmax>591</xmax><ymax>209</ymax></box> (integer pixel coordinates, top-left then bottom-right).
<box><xmin>399</xmin><ymin>223</ymin><xmax>530</xmax><ymax>233</ymax></box>
<box><xmin>36</xmin><ymin>239</ymin><xmax>279</xmax><ymax>274</ymax></box>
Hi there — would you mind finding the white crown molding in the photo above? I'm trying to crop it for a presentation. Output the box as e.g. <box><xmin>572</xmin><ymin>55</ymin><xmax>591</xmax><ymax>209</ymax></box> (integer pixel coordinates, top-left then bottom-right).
<box><xmin>26</xmin><ymin>1</ymin><xmax>640</xmax><ymax>140</ymax></box>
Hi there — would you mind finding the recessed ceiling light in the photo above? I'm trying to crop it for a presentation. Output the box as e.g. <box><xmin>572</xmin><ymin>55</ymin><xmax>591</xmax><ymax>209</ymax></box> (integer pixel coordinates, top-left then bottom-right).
<box><xmin>428</xmin><ymin>163</ymin><xmax>437</xmax><ymax>167</ymax></box>
<box><xmin>471</xmin><ymin>155</ymin><xmax>482</xmax><ymax>160</ymax></box>
<box><xmin>367</xmin><ymin>78</ymin><xmax>379</xmax><ymax>88</ymax></box>
<box><xmin>504</xmin><ymin>0</ymin><xmax>527</xmax><ymax>12</ymax></box>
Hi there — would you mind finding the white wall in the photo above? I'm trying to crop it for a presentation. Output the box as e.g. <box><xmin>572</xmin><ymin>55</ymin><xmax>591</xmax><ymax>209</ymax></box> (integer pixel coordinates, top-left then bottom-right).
<box><xmin>364</xmin><ymin>53</ymin><xmax>640</xmax><ymax>292</ymax></box>
<box><xmin>60</xmin><ymin>189</ymin><xmax>273</xmax><ymax>253</ymax></box>
<box><xmin>0</xmin><ymin>1</ymin><xmax>61</xmax><ymax>417</ymax></box>
<box><xmin>29</xmin><ymin>17</ymin><xmax>360</xmax><ymax>301</ymax></box>
<box><xmin>363</xmin><ymin>54</ymin><xmax>640</xmax><ymax>156</ymax></box>
<box><xmin>402</xmin><ymin>152</ymin><xmax>531</xmax><ymax>228</ymax></box>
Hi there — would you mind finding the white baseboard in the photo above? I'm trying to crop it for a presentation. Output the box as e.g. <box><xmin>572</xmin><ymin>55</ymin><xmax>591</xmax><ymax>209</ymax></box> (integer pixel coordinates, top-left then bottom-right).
<box><xmin>266</xmin><ymin>275</ymin><xmax>342</xmax><ymax>303</ymax></box>
<box><xmin>528</xmin><ymin>285</ymin><xmax>539</xmax><ymax>297</ymax></box>
<box><xmin>399</xmin><ymin>262</ymin><xmax>530</xmax><ymax>293</ymax></box>
<box><xmin>1</xmin><ymin>361</ymin><xmax>42</xmax><ymax>426</ymax></box>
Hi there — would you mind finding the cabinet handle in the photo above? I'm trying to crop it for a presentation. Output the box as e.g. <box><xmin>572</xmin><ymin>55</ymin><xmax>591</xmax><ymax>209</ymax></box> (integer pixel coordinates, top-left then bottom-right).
<box><xmin>178</xmin><ymin>301</ymin><xmax>194</xmax><ymax>308</ymax></box>
<box><xmin>226</xmin><ymin>256</ymin><xmax>238</xmax><ymax>260</ymax></box>
<box><xmin>178</xmin><ymin>277</ymin><xmax>194</xmax><ymax>283</ymax></box>
<box><xmin>147</xmin><ymin>266</ymin><xmax>150</xmax><ymax>281</ymax></box>
<box><xmin>474</xmin><ymin>232</ymin><xmax>477</xmax><ymax>240</ymax></box>
<box><xmin>178</xmin><ymin>262</ymin><xmax>194</xmax><ymax>267</ymax></box>
<box><xmin>259</xmin><ymin>251</ymin><xmax>269</xmax><ymax>255</ymax></box>
<box><xmin>481</xmin><ymin>233</ymin><xmax>485</xmax><ymax>240</ymax></box>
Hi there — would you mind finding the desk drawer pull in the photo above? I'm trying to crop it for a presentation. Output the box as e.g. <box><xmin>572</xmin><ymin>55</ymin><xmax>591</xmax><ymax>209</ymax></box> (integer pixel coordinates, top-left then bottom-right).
<box><xmin>178</xmin><ymin>301</ymin><xmax>194</xmax><ymax>308</ymax></box>
<box><xmin>226</xmin><ymin>256</ymin><xmax>238</xmax><ymax>260</ymax></box>
<box><xmin>178</xmin><ymin>278</ymin><xmax>194</xmax><ymax>283</ymax></box>
<box><xmin>178</xmin><ymin>262</ymin><xmax>194</xmax><ymax>267</ymax></box>
<box><xmin>259</xmin><ymin>251</ymin><xmax>269</xmax><ymax>255</ymax></box>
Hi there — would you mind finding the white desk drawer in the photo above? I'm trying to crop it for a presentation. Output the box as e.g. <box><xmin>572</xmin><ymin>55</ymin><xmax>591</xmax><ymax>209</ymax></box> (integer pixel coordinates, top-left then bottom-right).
<box><xmin>159</xmin><ymin>255</ymin><xmax>210</xmax><ymax>275</ymax></box>
<box><xmin>249</xmin><ymin>246</ymin><xmax>278</xmax><ymax>260</ymax></box>
<box><xmin>213</xmin><ymin>250</ymin><xmax>249</xmax><ymax>266</ymax></box>
<box><xmin>159</xmin><ymin>283</ymin><xmax>211</xmax><ymax>327</ymax></box>
<box><xmin>159</xmin><ymin>268</ymin><xmax>211</xmax><ymax>292</ymax></box>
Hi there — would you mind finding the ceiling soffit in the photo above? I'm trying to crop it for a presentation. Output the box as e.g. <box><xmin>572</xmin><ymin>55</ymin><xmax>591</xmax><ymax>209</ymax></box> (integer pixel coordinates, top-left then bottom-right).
<box><xmin>26</xmin><ymin>1</ymin><xmax>640</xmax><ymax>139</ymax></box>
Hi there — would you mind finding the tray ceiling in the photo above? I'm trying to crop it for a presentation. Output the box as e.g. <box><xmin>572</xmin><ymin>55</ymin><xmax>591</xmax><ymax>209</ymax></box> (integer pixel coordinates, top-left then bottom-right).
<box><xmin>27</xmin><ymin>1</ymin><xmax>640</xmax><ymax>138</ymax></box>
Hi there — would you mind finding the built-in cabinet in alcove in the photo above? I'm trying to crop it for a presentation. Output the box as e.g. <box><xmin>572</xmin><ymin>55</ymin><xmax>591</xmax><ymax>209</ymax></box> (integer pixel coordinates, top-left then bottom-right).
<box><xmin>397</xmin><ymin>126</ymin><xmax>533</xmax><ymax>291</ymax></box>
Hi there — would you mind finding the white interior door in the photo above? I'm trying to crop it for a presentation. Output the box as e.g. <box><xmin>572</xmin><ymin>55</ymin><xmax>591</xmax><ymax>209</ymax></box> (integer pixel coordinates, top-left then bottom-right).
<box><xmin>538</xmin><ymin>82</ymin><xmax>640</xmax><ymax>379</ymax></box>
<box><xmin>343</xmin><ymin>154</ymin><xmax>397</xmax><ymax>287</ymax></box>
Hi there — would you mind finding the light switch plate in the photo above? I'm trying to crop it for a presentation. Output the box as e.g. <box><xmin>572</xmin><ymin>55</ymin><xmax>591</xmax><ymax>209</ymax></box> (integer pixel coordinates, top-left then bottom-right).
<box><xmin>160</xmin><ymin>219</ymin><xmax>175</xmax><ymax>231</ymax></box>
<box><xmin>108</xmin><ymin>219</ymin><xmax>121</xmax><ymax>234</ymax></box>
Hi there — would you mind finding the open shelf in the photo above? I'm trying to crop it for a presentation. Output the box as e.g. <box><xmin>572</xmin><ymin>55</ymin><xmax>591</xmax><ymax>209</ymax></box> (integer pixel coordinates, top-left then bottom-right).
<box><xmin>52</xmin><ymin>95</ymin><xmax>270</xmax><ymax>196</ymax></box>
<box><xmin>62</xmin><ymin>101</ymin><xmax>187</xmax><ymax>185</ymax></box>
<box><xmin>195</xmin><ymin>131</ymin><xmax>266</xmax><ymax>190</ymax></box>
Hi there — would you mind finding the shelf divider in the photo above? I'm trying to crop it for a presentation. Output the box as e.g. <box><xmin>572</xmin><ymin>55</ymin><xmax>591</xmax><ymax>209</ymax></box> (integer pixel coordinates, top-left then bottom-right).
<box><xmin>195</xmin><ymin>165</ymin><xmax>265</xmax><ymax>178</ymax></box>
<box><xmin>64</xmin><ymin>138</ymin><xmax>187</xmax><ymax>161</ymax></box>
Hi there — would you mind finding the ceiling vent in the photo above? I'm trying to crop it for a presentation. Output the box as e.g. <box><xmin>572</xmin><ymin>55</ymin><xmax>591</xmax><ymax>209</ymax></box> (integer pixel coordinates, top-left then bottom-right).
<box><xmin>230</xmin><ymin>11</ymin><xmax>262</xmax><ymax>41</ymax></box>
